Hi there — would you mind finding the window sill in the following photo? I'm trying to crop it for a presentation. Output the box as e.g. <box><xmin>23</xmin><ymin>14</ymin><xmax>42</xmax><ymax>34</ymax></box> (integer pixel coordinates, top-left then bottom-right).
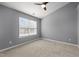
<box><xmin>19</xmin><ymin>33</ymin><xmax>37</xmax><ymax>38</ymax></box>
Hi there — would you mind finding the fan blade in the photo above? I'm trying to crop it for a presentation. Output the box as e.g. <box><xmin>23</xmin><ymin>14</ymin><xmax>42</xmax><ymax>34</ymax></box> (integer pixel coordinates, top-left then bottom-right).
<box><xmin>34</xmin><ymin>3</ymin><xmax>42</xmax><ymax>5</ymax></box>
<box><xmin>34</xmin><ymin>2</ymin><xmax>48</xmax><ymax>5</ymax></box>
<box><xmin>43</xmin><ymin>7</ymin><xmax>47</xmax><ymax>11</ymax></box>
<box><xmin>43</xmin><ymin>2</ymin><xmax>48</xmax><ymax>5</ymax></box>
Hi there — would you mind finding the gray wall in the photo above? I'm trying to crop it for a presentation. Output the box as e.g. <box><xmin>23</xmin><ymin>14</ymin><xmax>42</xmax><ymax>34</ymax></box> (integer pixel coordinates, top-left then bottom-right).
<box><xmin>77</xmin><ymin>4</ymin><xmax>79</xmax><ymax>45</ymax></box>
<box><xmin>41</xmin><ymin>3</ymin><xmax>78</xmax><ymax>44</ymax></box>
<box><xmin>0</xmin><ymin>5</ymin><xmax>41</xmax><ymax>50</ymax></box>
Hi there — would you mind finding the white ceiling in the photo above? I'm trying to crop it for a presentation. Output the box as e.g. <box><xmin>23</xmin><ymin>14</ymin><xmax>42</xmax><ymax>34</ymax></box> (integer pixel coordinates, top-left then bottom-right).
<box><xmin>0</xmin><ymin>2</ymin><xmax>69</xmax><ymax>19</ymax></box>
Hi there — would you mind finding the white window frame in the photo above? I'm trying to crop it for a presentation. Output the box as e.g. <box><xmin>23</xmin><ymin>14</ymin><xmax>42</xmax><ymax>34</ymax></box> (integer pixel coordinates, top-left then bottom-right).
<box><xmin>19</xmin><ymin>17</ymin><xmax>37</xmax><ymax>38</ymax></box>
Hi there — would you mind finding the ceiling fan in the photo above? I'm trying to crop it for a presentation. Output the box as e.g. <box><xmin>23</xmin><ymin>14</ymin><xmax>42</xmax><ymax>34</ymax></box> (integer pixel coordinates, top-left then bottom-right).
<box><xmin>34</xmin><ymin>2</ymin><xmax>48</xmax><ymax>11</ymax></box>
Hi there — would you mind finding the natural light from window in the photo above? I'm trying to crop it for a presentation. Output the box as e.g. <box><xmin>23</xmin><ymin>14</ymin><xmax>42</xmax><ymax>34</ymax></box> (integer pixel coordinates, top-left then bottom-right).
<box><xmin>19</xmin><ymin>17</ymin><xmax>37</xmax><ymax>37</ymax></box>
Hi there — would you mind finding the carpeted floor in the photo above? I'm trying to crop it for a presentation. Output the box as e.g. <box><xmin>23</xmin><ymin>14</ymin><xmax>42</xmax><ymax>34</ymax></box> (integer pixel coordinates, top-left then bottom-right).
<box><xmin>0</xmin><ymin>39</ymin><xmax>79</xmax><ymax>57</ymax></box>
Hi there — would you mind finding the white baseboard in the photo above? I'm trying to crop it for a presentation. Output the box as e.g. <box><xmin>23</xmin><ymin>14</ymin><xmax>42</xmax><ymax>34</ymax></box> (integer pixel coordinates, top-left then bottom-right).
<box><xmin>0</xmin><ymin>39</ymin><xmax>38</xmax><ymax>52</ymax></box>
<box><xmin>43</xmin><ymin>38</ymin><xmax>79</xmax><ymax>47</ymax></box>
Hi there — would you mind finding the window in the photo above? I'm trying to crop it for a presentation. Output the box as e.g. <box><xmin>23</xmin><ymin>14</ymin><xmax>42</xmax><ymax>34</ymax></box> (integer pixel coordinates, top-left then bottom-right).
<box><xmin>19</xmin><ymin>17</ymin><xmax>37</xmax><ymax>37</ymax></box>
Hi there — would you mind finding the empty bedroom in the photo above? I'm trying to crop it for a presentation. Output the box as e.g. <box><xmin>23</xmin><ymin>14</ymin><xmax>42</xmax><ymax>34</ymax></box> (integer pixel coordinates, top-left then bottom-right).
<box><xmin>0</xmin><ymin>2</ymin><xmax>79</xmax><ymax>57</ymax></box>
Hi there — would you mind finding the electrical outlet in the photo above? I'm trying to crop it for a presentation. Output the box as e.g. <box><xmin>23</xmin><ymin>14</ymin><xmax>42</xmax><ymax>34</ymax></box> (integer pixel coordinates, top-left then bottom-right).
<box><xmin>9</xmin><ymin>41</ymin><xmax>12</xmax><ymax>44</ymax></box>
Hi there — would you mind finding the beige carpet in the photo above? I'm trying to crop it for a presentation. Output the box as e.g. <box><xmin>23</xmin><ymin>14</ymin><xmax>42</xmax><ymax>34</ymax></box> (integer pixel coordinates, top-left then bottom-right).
<box><xmin>0</xmin><ymin>39</ymin><xmax>79</xmax><ymax>57</ymax></box>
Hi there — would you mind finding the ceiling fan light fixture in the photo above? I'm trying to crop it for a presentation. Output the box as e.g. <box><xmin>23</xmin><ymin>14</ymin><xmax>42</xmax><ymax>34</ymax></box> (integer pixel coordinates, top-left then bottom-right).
<box><xmin>34</xmin><ymin>2</ymin><xmax>48</xmax><ymax>11</ymax></box>
<box><xmin>41</xmin><ymin>4</ymin><xmax>46</xmax><ymax>8</ymax></box>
